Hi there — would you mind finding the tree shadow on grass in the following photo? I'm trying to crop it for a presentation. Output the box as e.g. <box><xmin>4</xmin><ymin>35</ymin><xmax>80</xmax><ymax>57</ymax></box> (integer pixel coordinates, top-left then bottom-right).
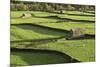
<box><xmin>11</xmin><ymin>48</ymin><xmax>80</xmax><ymax>66</ymax></box>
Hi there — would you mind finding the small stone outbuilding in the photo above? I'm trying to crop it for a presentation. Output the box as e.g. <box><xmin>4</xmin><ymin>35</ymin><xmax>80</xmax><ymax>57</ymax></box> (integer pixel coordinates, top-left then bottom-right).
<box><xmin>70</xmin><ymin>28</ymin><xmax>86</xmax><ymax>38</ymax></box>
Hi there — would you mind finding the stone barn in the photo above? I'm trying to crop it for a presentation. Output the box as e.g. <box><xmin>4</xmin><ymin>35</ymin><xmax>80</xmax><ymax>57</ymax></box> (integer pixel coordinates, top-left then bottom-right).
<box><xmin>70</xmin><ymin>28</ymin><xmax>86</xmax><ymax>38</ymax></box>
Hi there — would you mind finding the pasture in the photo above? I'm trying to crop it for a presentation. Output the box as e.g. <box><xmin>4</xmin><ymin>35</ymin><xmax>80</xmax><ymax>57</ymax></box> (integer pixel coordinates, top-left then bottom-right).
<box><xmin>11</xmin><ymin>10</ymin><xmax>95</xmax><ymax>66</ymax></box>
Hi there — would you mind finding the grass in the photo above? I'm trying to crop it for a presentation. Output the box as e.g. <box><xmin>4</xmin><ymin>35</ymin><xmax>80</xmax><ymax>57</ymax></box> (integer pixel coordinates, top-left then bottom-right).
<box><xmin>11</xmin><ymin>17</ymin><xmax>59</xmax><ymax>24</ymax></box>
<box><xmin>39</xmin><ymin>39</ymin><xmax>95</xmax><ymax>62</ymax></box>
<box><xmin>11</xmin><ymin>11</ymin><xmax>95</xmax><ymax>24</ymax></box>
<box><xmin>64</xmin><ymin>11</ymin><xmax>95</xmax><ymax>15</ymax></box>
<box><xmin>11</xmin><ymin>10</ymin><xmax>95</xmax><ymax>65</ymax></box>
<box><xmin>38</xmin><ymin>22</ymin><xmax>95</xmax><ymax>34</ymax></box>
<box><xmin>11</xmin><ymin>51</ymin><xmax>68</xmax><ymax>65</ymax></box>
<box><xmin>11</xmin><ymin>39</ymin><xmax>95</xmax><ymax>62</ymax></box>
<box><xmin>59</xmin><ymin>15</ymin><xmax>95</xmax><ymax>21</ymax></box>
<box><xmin>11</xmin><ymin>25</ymin><xmax>67</xmax><ymax>40</ymax></box>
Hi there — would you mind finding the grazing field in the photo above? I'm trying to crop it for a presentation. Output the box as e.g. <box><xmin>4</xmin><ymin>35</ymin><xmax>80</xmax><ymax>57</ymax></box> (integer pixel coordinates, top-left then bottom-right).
<box><xmin>11</xmin><ymin>10</ymin><xmax>95</xmax><ymax>65</ymax></box>
<box><xmin>11</xmin><ymin>25</ymin><xmax>67</xmax><ymax>40</ymax></box>
<box><xmin>11</xmin><ymin>51</ymin><xmax>67</xmax><ymax>65</ymax></box>
<box><xmin>11</xmin><ymin>48</ymin><xmax>75</xmax><ymax>66</ymax></box>
<box><xmin>38</xmin><ymin>22</ymin><xmax>95</xmax><ymax>34</ymax></box>
<box><xmin>11</xmin><ymin>39</ymin><xmax>95</xmax><ymax>62</ymax></box>
<box><xmin>11</xmin><ymin>11</ymin><xmax>95</xmax><ymax>24</ymax></box>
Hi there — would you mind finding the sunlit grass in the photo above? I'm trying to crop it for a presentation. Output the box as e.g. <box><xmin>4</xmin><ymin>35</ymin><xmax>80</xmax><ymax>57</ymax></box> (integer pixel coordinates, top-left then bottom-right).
<box><xmin>11</xmin><ymin>10</ymin><xmax>95</xmax><ymax>65</ymax></box>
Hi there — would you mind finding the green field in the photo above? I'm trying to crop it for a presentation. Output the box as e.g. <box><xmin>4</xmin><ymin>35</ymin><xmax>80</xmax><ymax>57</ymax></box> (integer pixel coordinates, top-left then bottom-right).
<box><xmin>11</xmin><ymin>25</ymin><xmax>67</xmax><ymax>40</ymax></box>
<box><xmin>11</xmin><ymin>11</ymin><xmax>95</xmax><ymax>24</ymax></box>
<box><xmin>11</xmin><ymin>50</ymin><xmax>71</xmax><ymax>65</ymax></box>
<box><xmin>11</xmin><ymin>10</ymin><xmax>95</xmax><ymax>66</ymax></box>
<box><xmin>38</xmin><ymin>22</ymin><xmax>95</xmax><ymax>34</ymax></box>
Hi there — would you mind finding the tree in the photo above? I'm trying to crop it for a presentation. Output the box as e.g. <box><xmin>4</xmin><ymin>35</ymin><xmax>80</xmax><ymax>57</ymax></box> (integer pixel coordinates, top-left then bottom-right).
<box><xmin>11</xmin><ymin>1</ymin><xmax>95</xmax><ymax>12</ymax></box>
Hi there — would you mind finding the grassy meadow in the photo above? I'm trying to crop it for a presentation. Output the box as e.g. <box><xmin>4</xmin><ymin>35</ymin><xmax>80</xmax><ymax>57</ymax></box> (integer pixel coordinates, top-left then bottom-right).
<box><xmin>11</xmin><ymin>11</ymin><xmax>95</xmax><ymax>65</ymax></box>
<box><xmin>10</xmin><ymin>2</ymin><xmax>95</xmax><ymax>66</ymax></box>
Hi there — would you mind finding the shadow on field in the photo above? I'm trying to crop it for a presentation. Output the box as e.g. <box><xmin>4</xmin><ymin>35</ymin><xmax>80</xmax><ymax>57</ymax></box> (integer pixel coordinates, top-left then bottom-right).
<box><xmin>11</xmin><ymin>34</ymin><xmax>95</xmax><ymax>48</ymax></box>
<box><xmin>11</xmin><ymin>48</ymin><xmax>80</xmax><ymax>66</ymax></box>
<box><xmin>33</xmin><ymin>15</ymin><xmax>95</xmax><ymax>23</ymax></box>
<box><xmin>11</xmin><ymin>11</ymin><xmax>95</xmax><ymax>23</ymax></box>
<box><xmin>11</xmin><ymin>23</ymin><xmax>70</xmax><ymax>36</ymax></box>
<box><xmin>11</xmin><ymin>23</ymin><xmax>95</xmax><ymax>43</ymax></box>
<box><xmin>66</xmin><ymin>14</ymin><xmax>95</xmax><ymax>17</ymax></box>
<box><xmin>57</xmin><ymin>17</ymin><xmax>95</xmax><ymax>23</ymax></box>
<box><xmin>83</xmin><ymin>11</ymin><xmax>95</xmax><ymax>14</ymax></box>
<box><xmin>42</xmin><ymin>11</ymin><xmax>95</xmax><ymax>15</ymax></box>
<box><xmin>11</xmin><ymin>36</ymin><xmax>65</xmax><ymax>43</ymax></box>
<box><xmin>66</xmin><ymin>34</ymin><xmax>95</xmax><ymax>40</ymax></box>
<box><xmin>11</xmin><ymin>36</ymin><xmax>66</xmax><ymax>47</ymax></box>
